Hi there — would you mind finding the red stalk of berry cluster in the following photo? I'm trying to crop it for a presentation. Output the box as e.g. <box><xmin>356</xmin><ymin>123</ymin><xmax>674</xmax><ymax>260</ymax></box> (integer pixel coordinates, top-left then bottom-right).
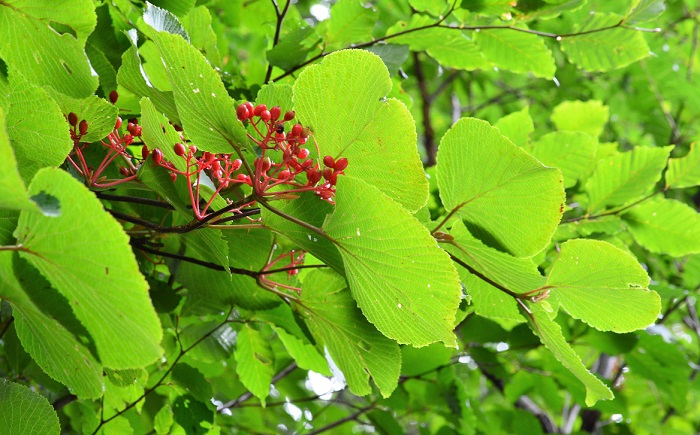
<box><xmin>258</xmin><ymin>249</ymin><xmax>306</xmax><ymax>294</ymax></box>
<box><xmin>65</xmin><ymin>91</ymin><xmax>143</xmax><ymax>188</ymax></box>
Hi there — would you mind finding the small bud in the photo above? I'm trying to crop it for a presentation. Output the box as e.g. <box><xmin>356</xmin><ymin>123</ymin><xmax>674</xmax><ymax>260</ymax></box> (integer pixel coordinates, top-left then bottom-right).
<box><xmin>283</xmin><ymin>110</ymin><xmax>296</xmax><ymax>122</ymax></box>
<box><xmin>323</xmin><ymin>156</ymin><xmax>335</xmax><ymax>168</ymax></box>
<box><xmin>174</xmin><ymin>143</ymin><xmax>186</xmax><ymax>156</ymax></box>
<box><xmin>334</xmin><ymin>157</ymin><xmax>348</xmax><ymax>172</ymax></box>
<box><xmin>79</xmin><ymin>120</ymin><xmax>88</xmax><ymax>135</ymax></box>
<box><xmin>141</xmin><ymin>145</ymin><xmax>150</xmax><ymax>160</ymax></box>
<box><xmin>152</xmin><ymin>148</ymin><xmax>164</xmax><ymax>164</ymax></box>
<box><xmin>68</xmin><ymin>112</ymin><xmax>78</xmax><ymax>126</ymax></box>
<box><xmin>109</xmin><ymin>90</ymin><xmax>119</xmax><ymax>104</ymax></box>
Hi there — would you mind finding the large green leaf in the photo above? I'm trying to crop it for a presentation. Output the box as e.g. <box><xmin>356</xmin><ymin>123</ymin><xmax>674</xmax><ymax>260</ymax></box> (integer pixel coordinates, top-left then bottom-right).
<box><xmin>560</xmin><ymin>13</ymin><xmax>650</xmax><ymax>71</ymax></box>
<box><xmin>151</xmin><ymin>31</ymin><xmax>249</xmax><ymax>154</ymax></box>
<box><xmin>45</xmin><ymin>91</ymin><xmax>118</xmax><ymax>144</ymax></box>
<box><xmin>323</xmin><ymin>176</ymin><xmax>461</xmax><ymax>346</ymax></box>
<box><xmin>15</xmin><ymin>168</ymin><xmax>162</xmax><ymax>369</ymax></box>
<box><xmin>293</xmin><ymin>49</ymin><xmax>429</xmax><ymax>212</ymax></box>
<box><xmin>586</xmin><ymin>146</ymin><xmax>672</xmax><ymax>213</ymax></box>
<box><xmin>0</xmin><ymin>108</ymin><xmax>39</xmax><ymax>212</ymax></box>
<box><xmin>0</xmin><ymin>379</ymin><xmax>60</xmax><ymax>435</ymax></box>
<box><xmin>529</xmin><ymin>131</ymin><xmax>598</xmax><ymax>188</ymax></box>
<box><xmin>550</xmin><ymin>100</ymin><xmax>609</xmax><ymax>137</ymax></box>
<box><xmin>0</xmin><ymin>3</ymin><xmax>98</xmax><ymax>97</ymax></box>
<box><xmin>296</xmin><ymin>269</ymin><xmax>400</xmax><ymax>397</ymax></box>
<box><xmin>0</xmin><ymin>253</ymin><xmax>103</xmax><ymax>399</ymax></box>
<box><xmin>234</xmin><ymin>323</ymin><xmax>274</xmax><ymax>406</ymax></box>
<box><xmin>326</xmin><ymin>0</ymin><xmax>378</xmax><ymax>50</ymax></box>
<box><xmin>475</xmin><ymin>28</ymin><xmax>556</xmax><ymax>78</ymax></box>
<box><xmin>523</xmin><ymin>303</ymin><xmax>613</xmax><ymax>406</ymax></box>
<box><xmin>546</xmin><ymin>239</ymin><xmax>659</xmax><ymax>332</ymax></box>
<box><xmin>623</xmin><ymin>197</ymin><xmax>700</xmax><ymax>256</ymax></box>
<box><xmin>665</xmin><ymin>142</ymin><xmax>700</xmax><ymax>189</ymax></box>
<box><xmin>437</xmin><ymin>118</ymin><xmax>565</xmax><ymax>257</ymax></box>
<box><xmin>6</xmin><ymin>74</ymin><xmax>73</xmax><ymax>183</ymax></box>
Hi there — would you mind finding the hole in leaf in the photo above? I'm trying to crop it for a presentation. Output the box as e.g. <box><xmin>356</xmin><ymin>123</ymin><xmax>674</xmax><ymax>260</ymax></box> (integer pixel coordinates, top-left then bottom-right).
<box><xmin>30</xmin><ymin>192</ymin><xmax>61</xmax><ymax>217</ymax></box>
<box><xmin>48</xmin><ymin>21</ymin><xmax>77</xmax><ymax>38</ymax></box>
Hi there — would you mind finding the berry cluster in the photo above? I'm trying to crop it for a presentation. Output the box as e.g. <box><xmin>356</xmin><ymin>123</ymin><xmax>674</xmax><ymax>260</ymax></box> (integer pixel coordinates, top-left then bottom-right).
<box><xmin>236</xmin><ymin>101</ymin><xmax>347</xmax><ymax>202</ymax></box>
<box><xmin>258</xmin><ymin>249</ymin><xmax>306</xmax><ymax>294</ymax></box>
<box><xmin>65</xmin><ymin>91</ymin><xmax>144</xmax><ymax>188</ymax></box>
<box><xmin>64</xmin><ymin>92</ymin><xmax>347</xmax><ymax>223</ymax></box>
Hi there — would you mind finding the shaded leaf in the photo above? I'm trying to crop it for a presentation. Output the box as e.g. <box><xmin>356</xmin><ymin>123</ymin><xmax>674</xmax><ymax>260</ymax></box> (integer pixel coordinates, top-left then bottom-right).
<box><xmin>529</xmin><ymin>131</ymin><xmax>598</xmax><ymax>188</ymax></box>
<box><xmin>550</xmin><ymin>100</ymin><xmax>609</xmax><ymax>137</ymax></box>
<box><xmin>665</xmin><ymin>142</ymin><xmax>700</xmax><ymax>189</ymax></box>
<box><xmin>296</xmin><ymin>269</ymin><xmax>400</xmax><ymax>397</ymax></box>
<box><xmin>234</xmin><ymin>323</ymin><xmax>275</xmax><ymax>406</ymax></box>
<box><xmin>476</xmin><ymin>27</ymin><xmax>556</xmax><ymax>78</ymax></box>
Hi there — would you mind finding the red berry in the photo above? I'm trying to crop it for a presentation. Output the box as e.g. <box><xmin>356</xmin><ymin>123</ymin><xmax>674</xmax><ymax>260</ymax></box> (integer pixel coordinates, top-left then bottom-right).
<box><xmin>253</xmin><ymin>104</ymin><xmax>267</xmax><ymax>116</ymax></box>
<box><xmin>68</xmin><ymin>112</ymin><xmax>78</xmax><ymax>126</ymax></box>
<box><xmin>275</xmin><ymin>132</ymin><xmax>285</xmax><ymax>141</ymax></box>
<box><xmin>123</xmin><ymin>134</ymin><xmax>134</xmax><ymax>145</ymax></box>
<box><xmin>307</xmin><ymin>168</ymin><xmax>321</xmax><ymax>185</ymax></box>
<box><xmin>189</xmin><ymin>145</ymin><xmax>197</xmax><ymax>155</ymax></box>
<box><xmin>174</xmin><ymin>143</ymin><xmax>186</xmax><ymax>156</ymax></box>
<box><xmin>300</xmin><ymin>127</ymin><xmax>310</xmax><ymax>139</ymax></box>
<box><xmin>245</xmin><ymin>102</ymin><xmax>254</xmax><ymax>116</ymax></box>
<box><xmin>296</xmin><ymin>148</ymin><xmax>310</xmax><ymax>159</ymax></box>
<box><xmin>152</xmin><ymin>148</ymin><xmax>164</xmax><ymax>164</ymax></box>
<box><xmin>323</xmin><ymin>156</ymin><xmax>335</xmax><ymax>168</ymax></box>
<box><xmin>291</xmin><ymin>124</ymin><xmax>303</xmax><ymax>137</ymax></box>
<box><xmin>269</xmin><ymin>106</ymin><xmax>281</xmax><ymax>121</ymax></box>
<box><xmin>236</xmin><ymin>103</ymin><xmax>249</xmax><ymax>121</ymax></box>
<box><xmin>127</xmin><ymin>122</ymin><xmax>135</xmax><ymax>133</ymax></box>
<box><xmin>109</xmin><ymin>90</ymin><xmax>119</xmax><ymax>104</ymax></box>
<box><xmin>119</xmin><ymin>166</ymin><xmax>130</xmax><ymax>176</ymax></box>
<box><xmin>256</xmin><ymin>157</ymin><xmax>271</xmax><ymax>172</ymax></box>
<box><xmin>283</xmin><ymin>110</ymin><xmax>295</xmax><ymax>122</ymax></box>
<box><xmin>115</xmin><ymin>117</ymin><xmax>122</xmax><ymax>129</ymax></box>
<box><xmin>212</xmin><ymin>160</ymin><xmax>221</xmax><ymax>171</ymax></box>
<box><xmin>323</xmin><ymin>167</ymin><xmax>334</xmax><ymax>182</ymax></box>
<box><xmin>133</xmin><ymin>126</ymin><xmax>142</xmax><ymax>136</ymax></box>
<box><xmin>79</xmin><ymin>120</ymin><xmax>88</xmax><ymax>135</ymax></box>
<box><xmin>278</xmin><ymin>169</ymin><xmax>291</xmax><ymax>180</ymax></box>
<box><xmin>170</xmin><ymin>172</ymin><xmax>177</xmax><ymax>182</ymax></box>
<box><xmin>142</xmin><ymin>145</ymin><xmax>150</xmax><ymax>160</ymax></box>
<box><xmin>334</xmin><ymin>157</ymin><xmax>348</xmax><ymax>172</ymax></box>
<box><xmin>231</xmin><ymin>159</ymin><xmax>242</xmax><ymax>171</ymax></box>
<box><xmin>260</xmin><ymin>110</ymin><xmax>271</xmax><ymax>121</ymax></box>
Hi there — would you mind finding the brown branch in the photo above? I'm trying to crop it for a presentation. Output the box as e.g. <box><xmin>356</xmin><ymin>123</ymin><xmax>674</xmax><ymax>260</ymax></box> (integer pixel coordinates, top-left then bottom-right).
<box><xmin>413</xmin><ymin>52</ymin><xmax>437</xmax><ymax>166</ymax></box>
<box><xmin>264</xmin><ymin>0</ymin><xmax>292</xmax><ymax>83</ymax></box>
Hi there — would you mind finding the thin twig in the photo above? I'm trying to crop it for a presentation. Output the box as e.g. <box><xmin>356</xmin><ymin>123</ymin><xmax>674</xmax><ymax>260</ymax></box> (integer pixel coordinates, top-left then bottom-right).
<box><xmin>95</xmin><ymin>192</ymin><xmax>175</xmax><ymax>210</ymax></box>
<box><xmin>305</xmin><ymin>402</ymin><xmax>377</xmax><ymax>435</ymax></box>
<box><xmin>413</xmin><ymin>52</ymin><xmax>437</xmax><ymax>166</ymax></box>
<box><xmin>264</xmin><ymin>0</ymin><xmax>292</xmax><ymax>83</ymax></box>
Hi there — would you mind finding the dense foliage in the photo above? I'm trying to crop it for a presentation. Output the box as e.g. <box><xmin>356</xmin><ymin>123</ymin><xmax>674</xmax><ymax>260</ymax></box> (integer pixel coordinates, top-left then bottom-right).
<box><xmin>0</xmin><ymin>0</ymin><xmax>699</xmax><ymax>433</ymax></box>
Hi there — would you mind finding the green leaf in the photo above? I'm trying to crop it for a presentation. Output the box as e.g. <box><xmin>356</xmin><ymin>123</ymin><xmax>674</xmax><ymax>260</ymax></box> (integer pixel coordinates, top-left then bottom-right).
<box><xmin>86</xmin><ymin>42</ymin><xmax>118</xmax><ymax>97</ymax></box>
<box><xmin>0</xmin><ymin>378</ymin><xmax>60</xmax><ymax>435</ymax></box>
<box><xmin>0</xmin><ymin>4</ymin><xmax>98</xmax><ymax>97</ymax></box>
<box><xmin>626</xmin><ymin>0</ymin><xmax>666</xmax><ymax>23</ymax></box>
<box><xmin>148</xmin><ymin>0</ymin><xmax>196</xmax><ymax>18</ymax></box>
<box><xmin>323</xmin><ymin>176</ymin><xmax>462</xmax><ymax>347</ymax></box>
<box><xmin>365</xmin><ymin>45</ymin><xmax>410</xmax><ymax>76</ymax></box>
<box><xmin>143</xmin><ymin>1</ymin><xmax>189</xmax><ymax>40</ymax></box>
<box><xmin>475</xmin><ymin>28</ymin><xmax>556</xmax><ymax>78</ymax></box>
<box><xmin>0</xmin><ymin>108</ymin><xmax>39</xmax><ymax>212</ymax></box>
<box><xmin>15</xmin><ymin>168</ymin><xmax>162</xmax><ymax>369</ymax></box>
<box><xmin>401</xmin><ymin>343</ymin><xmax>454</xmax><ymax>377</ymax></box>
<box><xmin>494</xmin><ymin>106</ymin><xmax>534</xmax><ymax>149</ymax></box>
<box><xmin>546</xmin><ymin>239</ymin><xmax>659</xmax><ymax>332</ymax></box>
<box><xmin>0</xmin><ymin>252</ymin><xmax>103</xmax><ymax>399</ymax></box>
<box><xmin>522</xmin><ymin>303</ymin><xmax>613</xmax><ymax>406</ymax></box>
<box><xmin>6</xmin><ymin>74</ymin><xmax>73</xmax><ymax>183</ymax></box>
<box><xmin>293</xmin><ymin>49</ymin><xmax>429</xmax><ymax>212</ymax></box>
<box><xmin>529</xmin><ymin>131</ymin><xmax>598</xmax><ymax>188</ymax></box>
<box><xmin>550</xmin><ymin>100</ymin><xmax>609</xmax><ymax>137</ymax></box>
<box><xmin>586</xmin><ymin>146</ymin><xmax>672</xmax><ymax>213</ymax></box>
<box><xmin>560</xmin><ymin>13</ymin><xmax>650</xmax><ymax>71</ymax></box>
<box><xmin>117</xmin><ymin>46</ymin><xmax>180</xmax><ymax>125</ymax></box>
<box><xmin>437</xmin><ymin>117</ymin><xmax>565</xmax><ymax>257</ymax></box>
<box><xmin>623</xmin><ymin>197</ymin><xmax>700</xmax><ymax>256</ymax></box>
<box><xmin>151</xmin><ymin>31</ymin><xmax>248</xmax><ymax>154</ymax></box>
<box><xmin>267</xmin><ymin>26</ymin><xmax>317</xmax><ymax>71</ymax></box>
<box><xmin>172</xmin><ymin>363</ymin><xmax>213</xmax><ymax>403</ymax></box>
<box><xmin>665</xmin><ymin>142</ymin><xmax>700</xmax><ymax>189</ymax></box>
<box><xmin>386</xmin><ymin>16</ymin><xmax>488</xmax><ymax>70</ymax></box>
<box><xmin>326</xmin><ymin>0</ymin><xmax>378</xmax><ymax>50</ymax></box>
<box><xmin>234</xmin><ymin>323</ymin><xmax>275</xmax><ymax>406</ymax></box>
<box><xmin>296</xmin><ymin>269</ymin><xmax>401</xmax><ymax>397</ymax></box>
